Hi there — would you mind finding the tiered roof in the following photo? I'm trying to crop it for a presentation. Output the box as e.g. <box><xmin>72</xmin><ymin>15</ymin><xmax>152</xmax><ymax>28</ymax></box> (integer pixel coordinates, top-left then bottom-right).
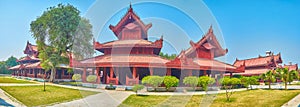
<box><xmin>76</xmin><ymin>5</ymin><xmax>244</xmax><ymax>74</ymax></box>
<box><xmin>233</xmin><ymin>53</ymin><xmax>282</xmax><ymax>76</ymax></box>
<box><xmin>234</xmin><ymin>53</ymin><xmax>282</xmax><ymax>67</ymax></box>
<box><xmin>178</xmin><ymin>26</ymin><xmax>228</xmax><ymax>59</ymax></box>
<box><xmin>283</xmin><ymin>63</ymin><xmax>298</xmax><ymax>71</ymax></box>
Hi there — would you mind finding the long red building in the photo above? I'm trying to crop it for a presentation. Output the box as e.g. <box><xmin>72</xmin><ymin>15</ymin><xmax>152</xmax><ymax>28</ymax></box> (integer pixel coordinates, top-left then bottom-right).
<box><xmin>233</xmin><ymin>51</ymin><xmax>298</xmax><ymax>76</ymax></box>
<box><xmin>74</xmin><ymin>5</ymin><xmax>245</xmax><ymax>85</ymax></box>
<box><xmin>10</xmin><ymin>41</ymin><xmax>73</xmax><ymax>80</ymax></box>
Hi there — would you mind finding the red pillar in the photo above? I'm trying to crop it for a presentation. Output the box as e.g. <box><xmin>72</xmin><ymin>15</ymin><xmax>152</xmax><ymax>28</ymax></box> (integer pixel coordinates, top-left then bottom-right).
<box><xmin>133</xmin><ymin>67</ymin><xmax>137</xmax><ymax>78</ymax></box>
<box><xmin>167</xmin><ymin>68</ymin><xmax>171</xmax><ymax>76</ymax></box>
<box><xmin>230</xmin><ymin>72</ymin><xmax>233</xmax><ymax>78</ymax></box>
<box><xmin>149</xmin><ymin>67</ymin><xmax>153</xmax><ymax>76</ymax></box>
<box><xmin>203</xmin><ymin>70</ymin><xmax>207</xmax><ymax>76</ymax></box>
<box><xmin>188</xmin><ymin>70</ymin><xmax>192</xmax><ymax>76</ymax></box>
<box><xmin>103</xmin><ymin>67</ymin><xmax>106</xmax><ymax>84</ymax></box>
<box><xmin>96</xmin><ymin>67</ymin><xmax>100</xmax><ymax>83</ymax></box>
<box><xmin>82</xmin><ymin>67</ymin><xmax>87</xmax><ymax>82</ymax></box>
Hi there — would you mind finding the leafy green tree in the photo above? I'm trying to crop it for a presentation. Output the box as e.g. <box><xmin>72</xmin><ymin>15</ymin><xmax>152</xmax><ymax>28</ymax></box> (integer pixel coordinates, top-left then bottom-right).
<box><xmin>159</xmin><ymin>52</ymin><xmax>176</xmax><ymax>60</ymax></box>
<box><xmin>198</xmin><ymin>76</ymin><xmax>215</xmax><ymax>91</ymax></box>
<box><xmin>132</xmin><ymin>84</ymin><xmax>144</xmax><ymax>95</ymax></box>
<box><xmin>241</xmin><ymin>77</ymin><xmax>258</xmax><ymax>90</ymax></box>
<box><xmin>220</xmin><ymin>77</ymin><xmax>241</xmax><ymax>102</ymax></box>
<box><xmin>30</xmin><ymin>4</ymin><xmax>93</xmax><ymax>82</ymax></box>
<box><xmin>276</xmin><ymin>68</ymin><xmax>299</xmax><ymax>90</ymax></box>
<box><xmin>183</xmin><ymin>76</ymin><xmax>198</xmax><ymax>89</ymax></box>
<box><xmin>5</xmin><ymin>56</ymin><xmax>18</xmax><ymax>68</ymax></box>
<box><xmin>260</xmin><ymin>70</ymin><xmax>276</xmax><ymax>89</ymax></box>
<box><xmin>163</xmin><ymin>76</ymin><xmax>179</xmax><ymax>91</ymax></box>
<box><xmin>86</xmin><ymin>75</ymin><xmax>97</xmax><ymax>83</ymax></box>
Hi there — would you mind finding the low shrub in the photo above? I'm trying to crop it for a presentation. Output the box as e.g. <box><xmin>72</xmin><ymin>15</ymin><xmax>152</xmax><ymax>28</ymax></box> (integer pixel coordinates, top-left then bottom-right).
<box><xmin>72</xmin><ymin>74</ymin><xmax>81</xmax><ymax>81</ymax></box>
<box><xmin>86</xmin><ymin>75</ymin><xmax>97</xmax><ymax>83</ymax></box>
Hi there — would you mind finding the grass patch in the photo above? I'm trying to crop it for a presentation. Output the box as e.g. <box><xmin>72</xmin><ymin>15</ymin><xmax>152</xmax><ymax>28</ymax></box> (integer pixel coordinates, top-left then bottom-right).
<box><xmin>0</xmin><ymin>77</ymin><xmax>35</xmax><ymax>84</ymax></box>
<box><xmin>58</xmin><ymin>82</ymin><xmax>82</xmax><ymax>86</ymax></box>
<box><xmin>0</xmin><ymin>85</ymin><xmax>98</xmax><ymax>106</ymax></box>
<box><xmin>120</xmin><ymin>90</ymin><xmax>300</xmax><ymax>107</ymax></box>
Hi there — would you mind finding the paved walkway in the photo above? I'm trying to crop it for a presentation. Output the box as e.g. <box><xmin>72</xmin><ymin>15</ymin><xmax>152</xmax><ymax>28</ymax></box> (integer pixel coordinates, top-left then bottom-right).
<box><xmin>0</xmin><ymin>88</ymin><xmax>24</xmax><ymax>107</ymax></box>
<box><xmin>282</xmin><ymin>94</ymin><xmax>300</xmax><ymax>107</ymax></box>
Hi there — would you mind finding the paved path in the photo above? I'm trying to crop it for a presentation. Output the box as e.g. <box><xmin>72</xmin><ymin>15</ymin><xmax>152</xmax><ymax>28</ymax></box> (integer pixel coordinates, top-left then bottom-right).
<box><xmin>49</xmin><ymin>90</ymin><xmax>133</xmax><ymax>107</ymax></box>
<box><xmin>0</xmin><ymin>88</ymin><xmax>24</xmax><ymax>107</ymax></box>
<box><xmin>282</xmin><ymin>94</ymin><xmax>300</xmax><ymax>107</ymax></box>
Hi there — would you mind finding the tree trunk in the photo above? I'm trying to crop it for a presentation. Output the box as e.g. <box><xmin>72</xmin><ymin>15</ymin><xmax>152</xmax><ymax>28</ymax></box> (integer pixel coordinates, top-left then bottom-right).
<box><xmin>285</xmin><ymin>82</ymin><xmax>287</xmax><ymax>90</ymax></box>
<box><xmin>49</xmin><ymin>68</ymin><xmax>56</xmax><ymax>82</ymax></box>
<box><xmin>268</xmin><ymin>80</ymin><xmax>271</xmax><ymax>90</ymax></box>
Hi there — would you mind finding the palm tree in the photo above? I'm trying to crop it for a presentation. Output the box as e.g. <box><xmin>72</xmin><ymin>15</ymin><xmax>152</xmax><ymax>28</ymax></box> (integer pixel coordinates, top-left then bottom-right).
<box><xmin>276</xmin><ymin>68</ymin><xmax>299</xmax><ymax>90</ymax></box>
<box><xmin>260</xmin><ymin>70</ymin><xmax>276</xmax><ymax>89</ymax></box>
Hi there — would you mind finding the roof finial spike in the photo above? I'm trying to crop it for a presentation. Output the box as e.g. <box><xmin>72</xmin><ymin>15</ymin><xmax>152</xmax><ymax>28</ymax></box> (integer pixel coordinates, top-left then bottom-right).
<box><xmin>209</xmin><ymin>24</ymin><xmax>213</xmax><ymax>33</ymax></box>
<box><xmin>130</xmin><ymin>2</ymin><xmax>132</xmax><ymax>9</ymax></box>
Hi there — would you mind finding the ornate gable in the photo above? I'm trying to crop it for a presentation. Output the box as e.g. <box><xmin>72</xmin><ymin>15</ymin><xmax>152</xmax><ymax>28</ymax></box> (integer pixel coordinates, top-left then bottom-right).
<box><xmin>109</xmin><ymin>4</ymin><xmax>152</xmax><ymax>40</ymax></box>
<box><xmin>180</xmin><ymin>26</ymin><xmax>228</xmax><ymax>59</ymax></box>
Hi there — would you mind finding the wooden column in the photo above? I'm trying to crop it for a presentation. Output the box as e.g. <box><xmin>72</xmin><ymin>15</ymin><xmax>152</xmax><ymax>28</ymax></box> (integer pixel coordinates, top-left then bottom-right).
<box><xmin>188</xmin><ymin>70</ymin><xmax>192</xmax><ymax>76</ymax></box>
<box><xmin>133</xmin><ymin>67</ymin><xmax>137</xmax><ymax>78</ymax></box>
<box><xmin>96</xmin><ymin>67</ymin><xmax>100</xmax><ymax>83</ymax></box>
<box><xmin>203</xmin><ymin>70</ymin><xmax>207</xmax><ymax>76</ymax></box>
<box><xmin>149</xmin><ymin>67</ymin><xmax>153</xmax><ymax>75</ymax></box>
<box><xmin>103</xmin><ymin>67</ymin><xmax>106</xmax><ymax>84</ymax></box>
<box><xmin>82</xmin><ymin>67</ymin><xmax>87</xmax><ymax>82</ymax></box>
<box><xmin>230</xmin><ymin>72</ymin><xmax>233</xmax><ymax>78</ymax></box>
<box><xmin>110</xmin><ymin>67</ymin><xmax>113</xmax><ymax>78</ymax></box>
<box><xmin>167</xmin><ymin>68</ymin><xmax>171</xmax><ymax>76</ymax></box>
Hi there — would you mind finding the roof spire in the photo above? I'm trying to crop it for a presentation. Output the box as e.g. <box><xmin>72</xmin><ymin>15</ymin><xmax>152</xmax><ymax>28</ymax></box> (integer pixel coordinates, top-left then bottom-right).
<box><xmin>129</xmin><ymin>2</ymin><xmax>133</xmax><ymax>11</ymax></box>
<box><xmin>209</xmin><ymin>25</ymin><xmax>213</xmax><ymax>33</ymax></box>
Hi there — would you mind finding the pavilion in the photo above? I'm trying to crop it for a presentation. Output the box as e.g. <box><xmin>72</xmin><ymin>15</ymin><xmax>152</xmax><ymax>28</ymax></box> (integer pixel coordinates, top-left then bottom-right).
<box><xmin>73</xmin><ymin>5</ymin><xmax>245</xmax><ymax>85</ymax></box>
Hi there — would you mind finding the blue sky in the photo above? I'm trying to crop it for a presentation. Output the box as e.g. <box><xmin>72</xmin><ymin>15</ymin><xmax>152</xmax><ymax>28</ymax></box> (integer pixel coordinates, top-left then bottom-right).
<box><xmin>0</xmin><ymin>0</ymin><xmax>299</xmax><ymax>66</ymax></box>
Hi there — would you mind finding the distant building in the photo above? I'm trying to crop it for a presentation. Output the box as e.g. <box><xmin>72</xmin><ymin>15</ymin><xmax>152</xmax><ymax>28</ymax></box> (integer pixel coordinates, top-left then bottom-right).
<box><xmin>233</xmin><ymin>51</ymin><xmax>283</xmax><ymax>76</ymax></box>
<box><xmin>9</xmin><ymin>41</ymin><xmax>73</xmax><ymax>80</ymax></box>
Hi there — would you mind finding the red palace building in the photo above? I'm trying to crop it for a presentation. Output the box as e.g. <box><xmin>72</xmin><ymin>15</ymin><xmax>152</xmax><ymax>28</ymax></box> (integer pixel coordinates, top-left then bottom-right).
<box><xmin>233</xmin><ymin>51</ymin><xmax>298</xmax><ymax>76</ymax></box>
<box><xmin>9</xmin><ymin>41</ymin><xmax>73</xmax><ymax>80</ymax></box>
<box><xmin>73</xmin><ymin>5</ymin><xmax>245</xmax><ymax>85</ymax></box>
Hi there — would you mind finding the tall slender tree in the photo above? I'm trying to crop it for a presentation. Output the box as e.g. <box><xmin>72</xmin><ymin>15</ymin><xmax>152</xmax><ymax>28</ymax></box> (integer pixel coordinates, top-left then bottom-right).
<box><xmin>276</xmin><ymin>68</ymin><xmax>299</xmax><ymax>90</ymax></box>
<box><xmin>260</xmin><ymin>70</ymin><xmax>276</xmax><ymax>89</ymax></box>
<box><xmin>30</xmin><ymin>4</ymin><xmax>93</xmax><ymax>82</ymax></box>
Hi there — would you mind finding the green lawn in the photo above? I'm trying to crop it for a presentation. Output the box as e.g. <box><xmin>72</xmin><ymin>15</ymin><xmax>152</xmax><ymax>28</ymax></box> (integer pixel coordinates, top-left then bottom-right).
<box><xmin>120</xmin><ymin>90</ymin><xmax>300</xmax><ymax>107</ymax></box>
<box><xmin>0</xmin><ymin>77</ymin><xmax>35</xmax><ymax>84</ymax></box>
<box><xmin>0</xmin><ymin>85</ymin><xmax>98</xmax><ymax>106</ymax></box>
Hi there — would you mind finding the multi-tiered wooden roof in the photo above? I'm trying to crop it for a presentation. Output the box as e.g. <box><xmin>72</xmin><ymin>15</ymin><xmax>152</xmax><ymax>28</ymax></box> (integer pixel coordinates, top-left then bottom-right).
<box><xmin>75</xmin><ymin>5</ymin><xmax>244</xmax><ymax>74</ymax></box>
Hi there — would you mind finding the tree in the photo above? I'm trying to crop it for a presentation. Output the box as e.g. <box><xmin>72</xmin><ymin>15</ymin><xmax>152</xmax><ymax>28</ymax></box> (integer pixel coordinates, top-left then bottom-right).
<box><xmin>132</xmin><ymin>84</ymin><xmax>144</xmax><ymax>95</ymax></box>
<box><xmin>276</xmin><ymin>68</ymin><xmax>299</xmax><ymax>90</ymax></box>
<box><xmin>0</xmin><ymin>56</ymin><xmax>19</xmax><ymax>74</ymax></box>
<box><xmin>163</xmin><ymin>76</ymin><xmax>179</xmax><ymax>91</ymax></box>
<box><xmin>220</xmin><ymin>77</ymin><xmax>241</xmax><ymax>102</ymax></box>
<box><xmin>183</xmin><ymin>76</ymin><xmax>198</xmax><ymax>89</ymax></box>
<box><xmin>5</xmin><ymin>56</ymin><xmax>18</xmax><ymax>68</ymax></box>
<box><xmin>198</xmin><ymin>76</ymin><xmax>215</xmax><ymax>91</ymax></box>
<box><xmin>241</xmin><ymin>76</ymin><xmax>258</xmax><ymax>90</ymax></box>
<box><xmin>30</xmin><ymin>4</ymin><xmax>93</xmax><ymax>82</ymax></box>
<box><xmin>260</xmin><ymin>70</ymin><xmax>276</xmax><ymax>90</ymax></box>
<box><xmin>159</xmin><ymin>52</ymin><xmax>176</xmax><ymax>60</ymax></box>
<box><xmin>141</xmin><ymin>76</ymin><xmax>164</xmax><ymax>91</ymax></box>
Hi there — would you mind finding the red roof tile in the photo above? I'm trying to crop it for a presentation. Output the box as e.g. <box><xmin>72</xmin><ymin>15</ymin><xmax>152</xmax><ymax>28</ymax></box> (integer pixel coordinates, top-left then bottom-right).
<box><xmin>234</xmin><ymin>53</ymin><xmax>282</xmax><ymax>67</ymax></box>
